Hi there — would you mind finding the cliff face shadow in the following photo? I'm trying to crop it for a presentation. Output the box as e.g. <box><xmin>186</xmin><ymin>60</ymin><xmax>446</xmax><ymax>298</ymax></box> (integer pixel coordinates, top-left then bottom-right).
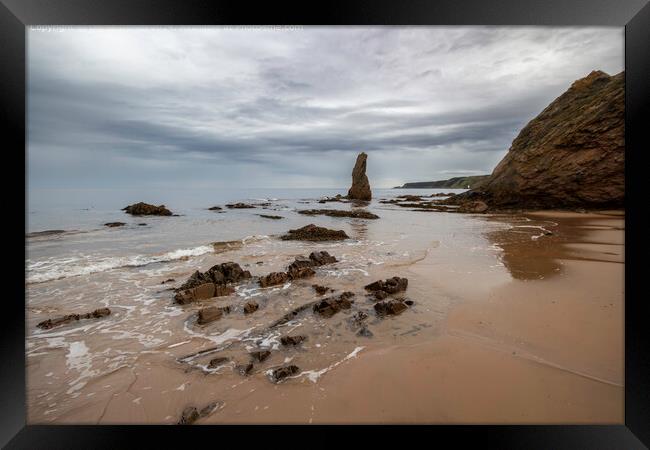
<box><xmin>484</xmin><ymin>212</ymin><xmax>624</xmax><ymax>281</ymax></box>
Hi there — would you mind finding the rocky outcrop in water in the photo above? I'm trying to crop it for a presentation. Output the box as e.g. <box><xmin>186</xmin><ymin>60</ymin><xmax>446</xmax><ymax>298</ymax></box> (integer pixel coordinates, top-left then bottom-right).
<box><xmin>347</xmin><ymin>152</ymin><xmax>372</xmax><ymax>201</ymax></box>
<box><xmin>197</xmin><ymin>306</ymin><xmax>230</xmax><ymax>325</ymax></box>
<box><xmin>365</xmin><ymin>277</ymin><xmax>408</xmax><ymax>300</ymax></box>
<box><xmin>280</xmin><ymin>224</ymin><xmax>349</xmax><ymax>241</ymax></box>
<box><xmin>225</xmin><ymin>203</ymin><xmax>256</xmax><ymax>209</ymax></box>
<box><xmin>104</xmin><ymin>222</ymin><xmax>126</xmax><ymax>227</ymax></box>
<box><xmin>258</xmin><ymin>251</ymin><xmax>338</xmax><ymax>287</ymax></box>
<box><xmin>298</xmin><ymin>209</ymin><xmax>379</xmax><ymax>219</ymax></box>
<box><xmin>313</xmin><ymin>292</ymin><xmax>355</xmax><ymax>318</ymax></box>
<box><xmin>174</xmin><ymin>262</ymin><xmax>251</xmax><ymax>304</ymax></box>
<box><xmin>37</xmin><ymin>308</ymin><xmax>111</xmax><ymax>330</ymax></box>
<box><xmin>122</xmin><ymin>202</ymin><xmax>172</xmax><ymax>216</ymax></box>
<box><xmin>270</xmin><ymin>365</ymin><xmax>300</xmax><ymax>382</ymax></box>
<box><xmin>450</xmin><ymin>70</ymin><xmax>625</xmax><ymax>209</ymax></box>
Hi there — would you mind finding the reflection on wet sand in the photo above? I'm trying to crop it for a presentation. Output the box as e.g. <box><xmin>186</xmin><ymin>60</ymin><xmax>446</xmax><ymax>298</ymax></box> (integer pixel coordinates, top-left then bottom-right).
<box><xmin>485</xmin><ymin>211</ymin><xmax>624</xmax><ymax>280</ymax></box>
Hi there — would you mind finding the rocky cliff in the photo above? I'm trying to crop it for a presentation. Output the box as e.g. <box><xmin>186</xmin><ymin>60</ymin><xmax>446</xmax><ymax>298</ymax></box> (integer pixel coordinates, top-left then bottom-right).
<box><xmin>454</xmin><ymin>70</ymin><xmax>624</xmax><ymax>209</ymax></box>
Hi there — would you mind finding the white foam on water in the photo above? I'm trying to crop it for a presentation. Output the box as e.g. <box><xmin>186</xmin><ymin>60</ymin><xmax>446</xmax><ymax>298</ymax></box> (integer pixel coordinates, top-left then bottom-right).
<box><xmin>296</xmin><ymin>346</ymin><xmax>365</xmax><ymax>383</ymax></box>
<box><xmin>27</xmin><ymin>245</ymin><xmax>215</xmax><ymax>284</ymax></box>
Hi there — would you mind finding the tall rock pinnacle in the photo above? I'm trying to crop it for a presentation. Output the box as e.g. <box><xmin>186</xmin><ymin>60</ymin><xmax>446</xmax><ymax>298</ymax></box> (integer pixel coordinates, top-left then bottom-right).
<box><xmin>347</xmin><ymin>152</ymin><xmax>372</xmax><ymax>201</ymax></box>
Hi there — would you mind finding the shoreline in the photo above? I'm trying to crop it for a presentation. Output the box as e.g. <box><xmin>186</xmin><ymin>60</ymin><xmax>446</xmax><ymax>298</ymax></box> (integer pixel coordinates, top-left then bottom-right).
<box><xmin>26</xmin><ymin>208</ymin><xmax>624</xmax><ymax>424</ymax></box>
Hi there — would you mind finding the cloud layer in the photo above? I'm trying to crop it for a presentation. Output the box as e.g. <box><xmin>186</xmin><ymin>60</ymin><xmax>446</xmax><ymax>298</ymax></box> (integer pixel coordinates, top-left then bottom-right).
<box><xmin>28</xmin><ymin>26</ymin><xmax>623</xmax><ymax>189</ymax></box>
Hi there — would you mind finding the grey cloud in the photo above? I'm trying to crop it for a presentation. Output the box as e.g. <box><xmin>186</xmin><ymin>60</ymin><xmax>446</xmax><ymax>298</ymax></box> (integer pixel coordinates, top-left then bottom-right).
<box><xmin>27</xmin><ymin>26</ymin><xmax>623</xmax><ymax>189</ymax></box>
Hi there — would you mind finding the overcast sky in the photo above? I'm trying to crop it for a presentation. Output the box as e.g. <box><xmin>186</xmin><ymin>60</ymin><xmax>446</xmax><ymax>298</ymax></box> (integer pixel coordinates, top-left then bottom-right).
<box><xmin>28</xmin><ymin>26</ymin><xmax>623</xmax><ymax>190</ymax></box>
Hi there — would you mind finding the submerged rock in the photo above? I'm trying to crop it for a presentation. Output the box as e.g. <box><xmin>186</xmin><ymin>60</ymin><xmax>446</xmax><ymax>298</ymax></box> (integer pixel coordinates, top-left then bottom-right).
<box><xmin>250</xmin><ymin>350</ymin><xmax>272</xmax><ymax>362</ymax></box>
<box><xmin>298</xmin><ymin>209</ymin><xmax>379</xmax><ymax>219</ymax></box>
<box><xmin>37</xmin><ymin>308</ymin><xmax>111</xmax><ymax>330</ymax></box>
<box><xmin>178</xmin><ymin>406</ymin><xmax>200</xmax><ymax>425</ymax></box>
<box><xmin>258</xmin><ymin>214</ymin><xmax>283</xmax><ymax>220</ymax></box>
<box><xmin>236</xmin><ymin>362</ymin><xmax>254</xmax><ymax>376</ymax></box>
<box><xmin>356</xmin><ymin>326</ymin><xmax>374</xmax><ymax>338</ymax></box>
<box><xmin>207</xmin><ymin>356</ymin><xmax>230</xmax><ymax>369</ymax></box>
<box><xmin>122</xmin><ymin>202</ymin><xmax>172</xmax><ymax>216</ymax></box>
<box><xmin>280</xmin><ymin>335</ymin><xmax>307</xmax><ymax>346</ymax></box>
<box><xmin>347</xmin><ymin>152</ymin><xmax>372</xmax><ymax>201</ymax></box>
<box><xmin>270</xmin><ymin>365</ymin><xmax>300</xmax><ymax>383</ymax></box>
<box><xmin>312</xmin><ymin>284</ymin><xmax>331</xmax><ymax>295</ymax></box>
<box><xmin>243</xmin><ymin>301</ymin><xmax>259</xmax><ymax>314</ymax></box>
<box><xmin>104</xmin><ymin>222</ymin><xmax>126</xmax><ymax>227</ymax></box>
<box><xmin>208</xmin><ymin>206</ymin><xmax>222</xmax><ymax>210</ymax></box>
<box><xmin>280</xmin><ymin>224</ymin><xmax>349</xmax><ymax>241</ymax></box>
<box><xmin>313</xmin><ymin>292</ymin><xmax>355</xmax><ymax>318</ymax></box>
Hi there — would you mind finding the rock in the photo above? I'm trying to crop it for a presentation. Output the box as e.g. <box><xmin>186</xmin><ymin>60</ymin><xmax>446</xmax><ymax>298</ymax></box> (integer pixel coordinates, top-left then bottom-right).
<box><xmin>36</xmin><ymin>308</ymin><xmax>111</xmax><ymax>330</ymax></box>
<box><xmin>268</xmin><ymin>301</ymin><xmax>320</xmax><ymax>329</ymax></box>
<box><xmin>104</xmin><ymin>222</ymin><xmax>126</xmax><ymax>227</ymax></box>
<box><xmin>270</xmin><ymin>365</ymin><xmax>300</xmax><ymax>382</ymax></box>
<box><xmin>178</xmin><ymin>406</ymin><xmax>200</xmax><ymax>425</ymax></box>
<box><xmin>197</xmin><ymin>306</ymin><xmax>230</xmax><ymax>325</ymax></box>
<box><xmin>457</xmin><ymin>200</ymin><xmax>489</xmax><ymax>214</ymax></box>
<box><xmin>177</xmin><ymin>262</ymin><xmax>251</xmax><ymax>292</ymax></box>
<box><xmin>174</xmin><ymin>282</ymin><xmax>235</xmax><ymax>305</ymax></box>
<box><xmin>347</xmin><ymin>152</ymin><xmax>372</xmax><ymax>200</ymax></box>
<box><xmin>452</xmin><ymin>71</ymin><xmax>624</xmax><ymax>209</ymax></box>
<box><xmin>122</xmin><ymin>202</ymin><xmax>172</xmax><ymax>216</ymax></box>
<box><xmin>309</xmin><ymin>251</ymin><xmax>337</xmax><ymax>266</ymax></box>
<box><xmin>138</xmin><ymin>223</ymin><xmax>147</xmax><ymax>226</ymax></box>
<box><xmin>404</xmin><ymin>300</ymin><xmax>414</xmax><ymax>306</ymax></box>
<box><xmin>364</xmin><ymin>277</ymin><xmax>408</xmax><ymax>295</ymax></box>
<box><xmin>312</xmin><ymin>284</ymin><xmax>331</xmax><ymax>295</ymax></box>
<box><xmin>207</xmin><ymin>356</ymin><xmax>230</xmax><ymax>369</ymax></box>
<box><xmin>280</xmin><ymin>224</ymin><xmax>349</xmax><ymax>241</ymax></box>
<box><xmin>280</xmin><ymin>335</ymin><xmax>307</xmax><ymax>346</ymax></box>
<box><xmin>161</xmin><ymin>278</ymin><xmax>175</xmax><ymax>284</ymax></box>
<box><xmin>298</xmin><ymin>209</ymin><xmax>379</xmax><ymax>219</ymax></box>
<box><xmin>258</xmin><ymin>214</ymin><xmax>283</xmax><ymax>220</ymax></box>
<box><xmin>236</xmin><ymin>362</ymin><xmax>254</xmax><ymax>376</ymax></box>
<box><xmin>208</xmin><ymin>206</ymin><xmax>222</xmax><ymax>210</ymax></box>
<box><xmin>313</xmin><ymin>292</ymin><xmax>355</xmax><ymax>318</ymax></box>
<box><xmin>243</xmin><ymin>301</ymin><xmax>259</xmax><ymax>314</ymax></box>
<box><xmin>374</xmin><ymin>299</ymin><xmax>409</xmax><ymax>316</ymax></box>
<box><xmin>225</xmin><ymin>203</ymin><xmax>256</xmax><ymax>209</ymax></box>
<box><xmin>397</xmin><ymin>195</ymin><xmax>424</xmax><ymax>201</ymax></box>
<box><xmin>373</xmin><ymin>290</ymin><xmax>389</xmax><ymax>300</ymax></box>
<box><xmin>250</xmin><ymin>350</ymin><xmax>271</xmax><ymax>362</ymax></box>
<box><xmin>259</xmin><ymin>271</ymin><xmax>290</xmax><ymax>288</ymax></box>
<box><xmin>356</xmin><ymin>326</ymin><xmax>374</xmax><ymax>338</ymax></box>
<box><xmin>287</xmin><ymin>266</ymin><xmax>315</xmax><ymax>280</ymax></box>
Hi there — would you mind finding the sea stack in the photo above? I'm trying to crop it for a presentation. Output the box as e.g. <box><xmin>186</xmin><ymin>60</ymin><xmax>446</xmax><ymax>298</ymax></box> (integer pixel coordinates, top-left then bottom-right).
<box><xmin>347</xmin><ymin>152</ymin><xmax>372</xmax><ymax>200</ymax></box>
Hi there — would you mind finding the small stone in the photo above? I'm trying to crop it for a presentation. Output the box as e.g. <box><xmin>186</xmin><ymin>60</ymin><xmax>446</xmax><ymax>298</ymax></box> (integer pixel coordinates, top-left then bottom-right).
<box><xmin>250</xmin><ymin>350</ymin><xmax>271</xmax><ymax>362</ymax></box>
<box><xmin>207</xmin><ymin>357</ymin><xmax>230</xmax><ymax>369</ymax></box>
<box><xmin>280</xmin><ymin>335</ymin><xmax>307</xmax><ymax>346</ymax></box>
<box><xmin>271</xmin><ymin>365</ymin><xmax>300</xmax><ymax>382</ymax></box>
<box><xmin>244</xmin><ymin>302</ymin><xmax>259</xmax><ymax>314</ymax></box>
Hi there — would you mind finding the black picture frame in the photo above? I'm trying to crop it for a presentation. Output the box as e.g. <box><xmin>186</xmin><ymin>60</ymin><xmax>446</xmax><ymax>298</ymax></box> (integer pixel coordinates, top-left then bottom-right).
<box><xmin>2</xmin><ymin>0</ymin><xmax>648</xmax><ymax>447</ymax></box>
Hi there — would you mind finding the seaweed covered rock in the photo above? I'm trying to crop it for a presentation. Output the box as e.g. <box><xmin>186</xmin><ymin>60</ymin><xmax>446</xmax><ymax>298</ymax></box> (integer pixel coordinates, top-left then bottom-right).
<box><xmin>37</xmin><ymin>308</ymin><xmax>111</xmax><ymax>330</ymax></box>
<box><xmin>280</xmin><ymin>224</ymin><xmax>348</xmax><ymax>241</ymax></box>
<box><xmin>122</xmin><ymin>202</ymin><xmax>172</xmax><ymax>216</ymax></box>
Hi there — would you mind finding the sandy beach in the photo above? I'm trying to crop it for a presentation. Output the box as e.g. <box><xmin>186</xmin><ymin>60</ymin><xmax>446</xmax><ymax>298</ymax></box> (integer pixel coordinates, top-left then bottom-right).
<box><xmin>26</xmin><ymin>201</ymin><xmax>623</xmax><ymax>424</ymax></box>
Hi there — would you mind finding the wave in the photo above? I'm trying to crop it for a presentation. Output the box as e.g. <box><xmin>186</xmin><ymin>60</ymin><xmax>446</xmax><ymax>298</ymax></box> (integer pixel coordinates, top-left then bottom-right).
<box><xmin>26</xmin><ymin>245</ymin><xmax>215</xmax><ymax>284</ymax></box>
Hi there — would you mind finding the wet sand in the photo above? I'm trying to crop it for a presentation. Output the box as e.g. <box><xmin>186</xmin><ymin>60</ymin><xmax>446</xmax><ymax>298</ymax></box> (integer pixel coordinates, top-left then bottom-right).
<box><xmin>26</xmin><ymin>209</ymin><xmax>624</xmax><ymax>424</ymax></box>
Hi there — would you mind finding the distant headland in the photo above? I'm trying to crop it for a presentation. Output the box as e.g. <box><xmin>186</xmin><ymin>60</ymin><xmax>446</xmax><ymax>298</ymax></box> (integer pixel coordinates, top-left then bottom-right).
<box><xmin>394</xmin><ymin>175</ymin><xmax>490</xmax><ymax>190</ymax></box>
